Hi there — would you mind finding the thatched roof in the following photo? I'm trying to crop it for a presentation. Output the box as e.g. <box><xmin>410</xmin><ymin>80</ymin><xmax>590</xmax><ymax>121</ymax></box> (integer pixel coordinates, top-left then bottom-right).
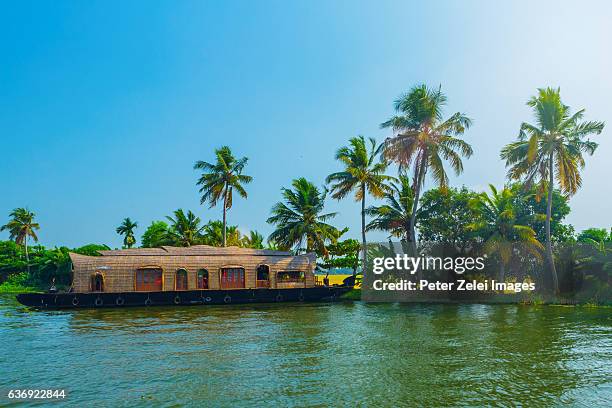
<box><xmin>97</xmin><ymin>245</ymin><xmax>296</xmax><ymax>257</ymax></box>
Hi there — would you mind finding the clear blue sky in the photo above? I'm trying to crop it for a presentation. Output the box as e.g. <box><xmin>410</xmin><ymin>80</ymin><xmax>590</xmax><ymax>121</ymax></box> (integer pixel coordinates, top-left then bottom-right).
<box><xmin>1</xmin><ymin>0</ymin><xmax>611</xmax><ymax>248</ymax></box>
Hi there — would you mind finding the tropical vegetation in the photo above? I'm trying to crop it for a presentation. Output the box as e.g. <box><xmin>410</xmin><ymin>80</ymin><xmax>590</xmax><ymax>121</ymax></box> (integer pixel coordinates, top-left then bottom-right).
<box><xmin>116</xmin><ymin>217</ymin><xmax>138</xmax><ymax>249</ymax></box>
<box><xmin>1</xmin><ymin>84</ymin><xmax>608</xmax><ymax>303</ymax></box>
<box><xmin>380</xmin><ymin>84</ymin><xmax>473</xmax><ymax>250</ymax></box>
<box><xmin>267</xmin><ymin>178</ymin><xmax>339</xmax><ymax>255</ymax></box>
<box><xmin>194</xmin><ymin>146</ymin><xmax>252</xmax><ymax>247</ymax></box>
<box><xmin>327</xmin><ymin>135</ymin><xmax>392</xmax><ymax>267</ymax></box>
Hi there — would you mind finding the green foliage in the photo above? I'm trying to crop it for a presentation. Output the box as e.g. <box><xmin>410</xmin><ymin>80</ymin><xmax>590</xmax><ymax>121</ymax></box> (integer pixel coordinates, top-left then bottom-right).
<box><xmin>166</xmin><ymin>209</ymin><xmax>205</xmax><ymax>247</ymax></box>
<box><xmin>194</xmin><ymin>146</ymin><xmax>252</xmax><ymax>246</ymax></box>
<box><xmin>1</xmin><ymin>208</ymin><xmax>40</xmax><ymax>246</ymax></box>
<box><xmin>577</xmin><ymin>228</ymin><xmax>611</xmax><ymax>244</ymax></box>
<box><xmin>0</xmin><ymin>272</ymin><xmax>38</xmax><ymax>293</ymax></box>
<box><xmin>418</xmin><ymin>186</ymin><xmax>480</xmax><ymax>246</ymax></box>
<box><xmin>0</xmin><ymin>241</ymin><xmax>112</xmax><ymax>291</ymax></box>
<box><xmin>242</xmin><ymin>230</ymin><xmax>264</xmax><ymax>249</ymax></box>
<box><xmin>267</xmin><ymin>178</ymin><xmax>340</xmax><ymax>255</ymax></box>
<box><xmin>141</xmin><ymin>221</ymin><xmax>173</xmax><ymax>248</ymax></box>
<box><xmin>509</xmin><ymin>183</ymin><xmax>572</xmax><ymax>243</ymax></box>
<box><xmin>381</xmin><ymin>84</ymin><xmax>473</xmax><ymax>243</ymax></box>
<box><xmin>116</xmin><ymin>217</ymin><xmax>138</xmax><ymax>248</ymax></box>
<box><xmin>200</xmin><ymin>220</ymin><xmax>241</xmax><ymax>246</ymax></box>
<box><xmin>72</xmin><ymin>243</ymin><xmax>110</xmax><ymax>256</ymax></box>
<box><xmin>318</xmin><ymin>238</ymin><xmax>360</xmax><ymax>271</ymax></box>
<box><xmin>366</xmin><ymin>174</ymin><xmax>414</xmax><ymax>240</ymax></box>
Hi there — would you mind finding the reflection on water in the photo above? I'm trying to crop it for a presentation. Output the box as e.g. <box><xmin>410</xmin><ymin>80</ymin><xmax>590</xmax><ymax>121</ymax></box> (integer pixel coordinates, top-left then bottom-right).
<box><xmin>1</xmin><ymin>295</ymin><xmax>610</xmax><ymax>407</ymax></box>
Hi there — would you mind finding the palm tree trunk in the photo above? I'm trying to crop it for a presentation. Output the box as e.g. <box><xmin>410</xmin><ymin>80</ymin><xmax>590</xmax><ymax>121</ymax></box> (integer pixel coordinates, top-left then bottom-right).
<box><xmin>546</xmin><ymin>155</ymin><xmax>559</xmax><ymax>294</ymax></box>
<box><xmin>222</xmin><ymin>189</ymin><xmax>227</xmax><ymax>247</ymax></box>
<box><xmin>409</xmin><ymin>162</ymin><xmax>426</xmax><ymax>280</ymax></box>
<box><xmin>24</xmin><ymin>236</ymin><xmax>30</xmax><ymax>276</ymax></box>
<box><xmin>361</xmin><ymin>182</ymin><xmax>367</xmax><ymax>278</ymax></box>
<box><xmin>409</xmin><ymin>161</ymin><xmax>426</xmax><ymax>249</ymax></box>
<box><xmin>498</xmin><ymin>261</ymin><xmax>505</xmax><ymax>283</ymax></box>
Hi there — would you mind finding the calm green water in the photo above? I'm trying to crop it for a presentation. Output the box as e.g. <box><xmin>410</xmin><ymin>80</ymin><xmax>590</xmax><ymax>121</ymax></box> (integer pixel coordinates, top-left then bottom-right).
<box><xmin>1</xmin><ymin>295</ymin><xmax>610</xmax><ymax>407</ymax></box>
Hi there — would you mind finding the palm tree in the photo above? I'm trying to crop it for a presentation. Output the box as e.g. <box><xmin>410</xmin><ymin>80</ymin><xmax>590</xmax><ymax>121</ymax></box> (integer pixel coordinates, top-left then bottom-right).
<box><xmin>381</xmin><ymin>84</ymin><xmax>473</xmax><ymax>249</ymax></box>
<box><xmin>166</xmin><ymin>209</ymin><xmax>205</xmax><ymax>247</ymax></box>
<box><xmin>469</xmin><ymin>185</ymin><xmax>543</xmax><ymax>282</ymax></box>
<box><xmin>365</xmin><ymin>174</ymin><xmax>414</xmax><ymax>241</ymax></box>
<box><xmin>501</xmin><ymin>87</ymin><xmax>604</xmax><ymax>293</ymax></box>
<box><xmin>201</xmin><ymin>220</ymin><xmax>242</xmax><ymax>247</ymax></box>
<box><xmin>194</xmin><ymin>146</ymin><xmax>253</xmax><ymax>247</ymax></box>
<box><xmin>326</xmin><ymin>136</ymin><xmax>393</xmax><ymax>268</ymax></box>
<box><xmin>1</xmin><ymin>208</ymin><xmax>40</xmax><ymax>274</ymax></box>
<box><xmin>116</xmin><ymin>217</ymin><xmax>138</xmax><ymax>248</ymax></box>
<box><xmin>267</xmin><ymin>178</ymin><xmax>339</xmax><ymax>255</ymax></box>
<box><xmin>242</xmin><ymin>231</ymin><xmax>265</xmax><ymax>249</ymax></box>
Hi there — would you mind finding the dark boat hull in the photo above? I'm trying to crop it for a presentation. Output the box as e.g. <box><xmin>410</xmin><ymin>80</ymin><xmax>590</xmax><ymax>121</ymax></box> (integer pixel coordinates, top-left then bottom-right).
<box><xmin>16</xmin><ymin>286</ymin><xmax>352</xmax><ymax>309</ymax></box>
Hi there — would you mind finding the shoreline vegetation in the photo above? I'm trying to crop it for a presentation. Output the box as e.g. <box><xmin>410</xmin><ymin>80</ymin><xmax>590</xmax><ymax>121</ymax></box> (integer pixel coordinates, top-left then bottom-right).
<box><xmin>1</xmin><ymin>85</ymin><xmax>610</xmax><ymax>305</ymax></box>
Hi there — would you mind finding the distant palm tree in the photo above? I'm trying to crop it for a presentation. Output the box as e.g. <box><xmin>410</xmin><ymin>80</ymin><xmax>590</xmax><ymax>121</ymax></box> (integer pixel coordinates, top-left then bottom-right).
<box><xmin>242</xmin><ymin>230</ymin><xmax>265</xmax><ymax>249</ymax></box>
<box><xmin>501</xmin><ymin>87</ymin><xmax>604</xmax><ymax>293</ymax></box>
<box><xmin>166</xmin><ymin>209</ymin><xmax>205</xmax><ymax>247</ymax></box>
<box><xmin>469</xmin><ymin>185</ymin><xmax>543</xmax><ymax>282</ymax></box>
<box><xmin>267</xmin><ymin>178</ymin><xmax>339</xmax><ymax>255</ymax></box>
<box><xmin>201</xmin><ymin>220</ymin><xmax>242</xmax><ymax>247</ymax></box>
<box><xmin>326</xmin><ymin>136</ymin><xmax>393</xmax><ymax>269</ymax></box>
<box><xmin>1</xmin><ymin>208</ymin><xmax>40</xmax><ymax>274</ymax></box>
<box><xmin>116</xmin><ymin>217</ymin><xmax>138</xmax><ymax>248</ymax></box>
<box><xmin>194</xmin><ymin>146</ymin><xmax>253</xmax><ymax>247</ymax></box>
<box><xmin>381</xmin><ymin>84</ymin><xmax>472</xmax><ymax>248</ymax></box>
<box><xmin>366</xmin><ymin>174</ymin><xmax>414</xmax><ymax>241</ymax></box>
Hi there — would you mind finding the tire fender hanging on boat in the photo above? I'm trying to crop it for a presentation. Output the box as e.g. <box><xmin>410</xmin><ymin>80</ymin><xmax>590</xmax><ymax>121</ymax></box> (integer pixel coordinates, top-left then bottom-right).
<box><xmin>116</xmin><ymin>296</ymin><xmax>125</xmax><ymax>306</ymax></box>
<box><xmin>223</xmin><ymin>295</ymin><xmax>231</xmax><ymax>304</ymax></box>
<box><xmin>94</xmin><ymin>297</ymin><xmax>103</xmax><ymax>307</ymax></box>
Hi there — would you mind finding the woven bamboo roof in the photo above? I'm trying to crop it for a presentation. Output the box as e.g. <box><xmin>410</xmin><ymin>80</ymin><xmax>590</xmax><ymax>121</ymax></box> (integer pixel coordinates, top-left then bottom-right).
<box><xmin>97</xmin><ymin>245</ymin><xmax>296</xmax><ymax>257</ymax></box>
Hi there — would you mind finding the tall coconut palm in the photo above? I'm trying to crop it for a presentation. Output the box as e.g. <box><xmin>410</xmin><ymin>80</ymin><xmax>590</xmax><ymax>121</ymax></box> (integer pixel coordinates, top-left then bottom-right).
<box><xmin>501</xmin><ymin>87</ymin><xmax>604</xmax><ymax>293</ymax></box>
<box><xmin>194</xmin><ymin>146</ymin><xmax>253</xmax><ymax>247</ymax></box>
<box><xmin>381</xmin><ymin>84</ymin><xmax>472</xmax><ymax>249</ymax></box>
<box><xmin>1</xmin><ymin>208</ymin><xmax>40</xmax><ymax>274</ymax></box>
<box><xmin>267</xmin><ymin>178</ymin><xmax>339</xmax><ymax>255</ymax></box>
<box><xmin>326</xmin><ymin>136</ymin><xmax>393</xmax><ymax>269</ymax></box>
<box><xmin>469</xmin><ymin>185</ymin><xmax>543</xmax><ymax>282</ymax></box>
<box><xmin>365</xmin><ymin>174</ymin><xmax>414</xmax><ymax>241</ymax></box>
<box><xmin>166</xmin><ymin>209</ymin><xmax>205</xmax><ymax>247</ymax></box>
<box><xmin>116</xmin><ymin>217</ymin><xmax>138</xmax><ymax>248</ymax></box>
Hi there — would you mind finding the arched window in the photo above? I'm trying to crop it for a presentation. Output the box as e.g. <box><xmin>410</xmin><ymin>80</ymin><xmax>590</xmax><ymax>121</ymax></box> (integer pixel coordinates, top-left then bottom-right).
<box><xmin>256</xmin><ymin>265</ymin><xmax>270</xmax><ymax>288</ymax></box>
<box><xmin>90</xmin><ymin>273</ymin><xmax>104</xmax><ymax>292</ymax></box>
<box><xmin>175</xmin><ymin>269</ymin><xmax>188</xmax><ymax>291</ymax></box>
<box><xmin>197</xmin><ymin>269</ymin><xmax>209</xmax><ymax>289</ymax></box>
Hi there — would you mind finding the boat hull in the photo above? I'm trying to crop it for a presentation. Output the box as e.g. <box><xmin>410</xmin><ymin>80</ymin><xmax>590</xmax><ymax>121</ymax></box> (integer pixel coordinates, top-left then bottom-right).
<box><xmin>16</xmin><ymin>286</ymin><xmax>352</xmax><ymax>309</ymax></box>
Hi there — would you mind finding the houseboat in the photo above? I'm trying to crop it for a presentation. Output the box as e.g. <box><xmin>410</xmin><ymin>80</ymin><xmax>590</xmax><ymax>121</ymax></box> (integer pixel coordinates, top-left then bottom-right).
<box><xmin>16</xmin><ymin>245</ymin><xmax>353</xmax><ymax>309</ymax></box>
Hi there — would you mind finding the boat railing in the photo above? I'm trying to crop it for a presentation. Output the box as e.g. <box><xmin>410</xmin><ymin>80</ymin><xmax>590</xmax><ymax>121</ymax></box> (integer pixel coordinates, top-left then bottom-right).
<box><xmin>256</xmin><ymin>280</ymin><xmax>270</xmax><ymax>288</ymax></box>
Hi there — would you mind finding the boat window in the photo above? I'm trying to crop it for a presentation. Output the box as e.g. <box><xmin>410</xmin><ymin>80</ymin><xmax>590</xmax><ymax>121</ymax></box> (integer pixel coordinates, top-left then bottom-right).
<box><xmin>90</xmin><ymin>273</ymin><xmax>104</xmax><ymax>292</ymax></box>
<box><xmin>256</xmin><ymin>265</ymin><xmax>270</xmax><ymax>288</ymax></box>
<box><xmin>277</xmin><ymin>271</ymin><xmax>304</xmax><ymax>283</ymax></box>
<box><xmin>176</xmin><ymin>269</ymin><xmax>188</xmax><ymax>291</ymax></box>
<box><xmin>197</xmin><ymin>269</ymin><xmax>209</xmax><ymax>289</ymax></box>
<box><xmin>220</xmin><ymin>267</ymin><xmax>245</xmax><ymax>289</ymax></box>
<box><xmin>135</xmin><ymin>268</ymin><xmax>163</xmax><ymax>291</ymax></box>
